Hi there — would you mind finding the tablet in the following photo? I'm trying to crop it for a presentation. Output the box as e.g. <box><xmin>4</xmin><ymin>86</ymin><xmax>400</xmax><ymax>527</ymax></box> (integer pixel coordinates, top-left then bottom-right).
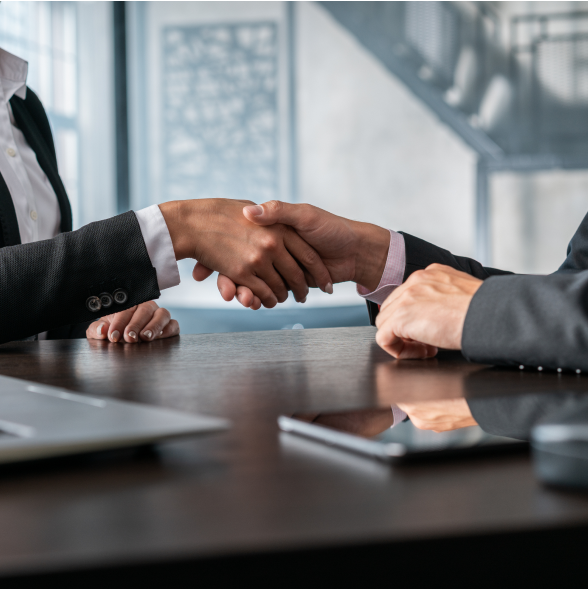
<box><xmin>278</xmin><ymin>407</ymin><xmax>526</xmax><ymax>463</ymax></box>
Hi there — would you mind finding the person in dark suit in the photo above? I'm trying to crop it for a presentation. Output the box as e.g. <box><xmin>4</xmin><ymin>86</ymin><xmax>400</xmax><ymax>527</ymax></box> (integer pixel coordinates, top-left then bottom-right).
<box><xmin>0</xmin><ymin>48</ymin><xmax>333</xmax><ymax>345</ymax></box>
<box><xmin>207</xmin><ymin>199</ymin><xmax>588</xmax><ymax>432</ymax></box>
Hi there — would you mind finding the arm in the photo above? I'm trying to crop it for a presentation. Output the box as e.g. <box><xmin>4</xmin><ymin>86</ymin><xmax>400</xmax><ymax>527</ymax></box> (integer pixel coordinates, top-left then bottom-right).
<box><xmin>0</xmin><ymin>199</ymin><xmax>333</xmax><ymax>344</ymax></box>
<box><xmin>467</xmin><ymin>392</ymin><xmax>588</xmax><ymax>440</ymax></box>
<box><xmin>365</xmin><ymin>231</ymin><xmax>514</xmax><ymax>326</ymax></box>
<box><xmin>462</xmin><ymin>271</ymin><xmax>588</xmax><ymax>372</ymax></box>
<box><xmin>0</xmin><ymin>211</ymin><xmax>159</xmax><ymax>344</ymax></box>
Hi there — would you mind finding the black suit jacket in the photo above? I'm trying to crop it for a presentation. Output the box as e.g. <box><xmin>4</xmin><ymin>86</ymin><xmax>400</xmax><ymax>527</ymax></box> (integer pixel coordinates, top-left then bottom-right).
<box><xmin>0</xmin><ymin>88</ymin><xmax>159</xmax><ymax>344</ymax></box>
<box><xmin>367</xmin><ymin>214</ymin><xmax>588</xmax><ymax>372</ymax></box>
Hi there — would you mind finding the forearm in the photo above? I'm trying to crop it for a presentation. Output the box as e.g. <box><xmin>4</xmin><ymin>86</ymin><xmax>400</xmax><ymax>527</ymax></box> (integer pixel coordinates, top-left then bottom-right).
<box><xmin>463</xmin><ymin>272</ymin><xmax>588</xmax><ymax>371</ymax></box>
<box><xmin>400</xmin><ymin>232</ymin><xmax>514</xmax><ymax>281</ymax></box>
<box><xmin>0</xmin><ymin>212</ymin><xmax>159</xmax><ymax>344</ymax></box>
<box><xmin>467</xmin><ymin>392</ymin><xmax>588</xmax><ymax>440</ymax></box>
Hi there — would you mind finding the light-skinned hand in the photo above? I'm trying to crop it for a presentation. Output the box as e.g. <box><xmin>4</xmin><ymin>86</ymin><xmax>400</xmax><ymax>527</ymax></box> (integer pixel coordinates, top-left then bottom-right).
<box><xmin>396</xmin><ymin>397</ymin><xmax>478</xmax><ymax>432</ymax></box>
<box><xmin>159</xmin><ymin>199</ymin><xmax>332</xmax><ymax>308</ymax></box>
<box><xmin>86</xmin><ymin>301</ymin><xmax>179</xmax><ymax>343</ymax></box>
<box><xmin>375</xmin><ymin>264</ymin><xmax>483</xmax><ymax>359</ymax></box>
<box><xmin>197</xmin><ymin>200</ymin><xmax>390</xmax><ymax>309</ymax></box>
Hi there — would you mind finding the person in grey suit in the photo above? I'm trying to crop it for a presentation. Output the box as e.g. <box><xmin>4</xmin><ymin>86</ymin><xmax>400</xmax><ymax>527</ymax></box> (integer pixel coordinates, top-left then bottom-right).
<box><xmin>219</xmin><ymin>199</ymin><xmax>588</xmax><ymax>373</ymax></box>
<box><xmin>209</xmin><ymin>200</ymin><xmax>588</xmax><ymax>432</ymax></box>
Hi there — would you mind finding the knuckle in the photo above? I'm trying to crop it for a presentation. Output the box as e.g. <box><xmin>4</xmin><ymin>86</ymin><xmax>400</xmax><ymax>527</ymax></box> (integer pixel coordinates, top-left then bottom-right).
<box><xmin>260</xmin><ymin>234</ymin><xmax>279</xmax><ymax>252</ymax></box>
<box><xmin>298</xmin><ymin>248</ymin><xmax>320</xmax><ymax>268</ymax></box>
<box><xmin>247</xmin><ymin>252</ymin><xmax>264</xmax><ymax>267</ymax></box>
<box><xmin>265</xmin><ymin>200</ymin><xmax>282</xmax><ymax>214</ymax></box>
<box><xmin>426</xmin><ymin>263</ymin><xmax>443</xmax><ymax>271</ymax></box>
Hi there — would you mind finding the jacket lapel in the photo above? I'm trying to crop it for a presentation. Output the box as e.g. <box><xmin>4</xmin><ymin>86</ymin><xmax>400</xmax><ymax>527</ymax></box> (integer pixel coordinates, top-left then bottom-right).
<box><xmin>9</xmin><ymin>96</ymin><xmax>73</xmax><ymax>233</ymax></box>
<box><xmin>0</xmin><ymin>171</ymin><xmax>21</xmax><ymax>247</ymax></box>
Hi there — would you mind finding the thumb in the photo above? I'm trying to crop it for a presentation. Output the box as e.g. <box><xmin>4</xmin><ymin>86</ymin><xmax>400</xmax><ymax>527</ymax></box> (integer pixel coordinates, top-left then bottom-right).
<box><xmin>243</xmin><ymin>200</ymin><xmax>309</xmax><ymax>228</ymax></box>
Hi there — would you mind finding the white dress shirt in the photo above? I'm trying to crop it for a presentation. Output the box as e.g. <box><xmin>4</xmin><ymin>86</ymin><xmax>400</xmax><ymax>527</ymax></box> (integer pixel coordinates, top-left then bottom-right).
<box><xmin>0</xmin><ymin>47</ymin><xmax>180</xmax><ymax>299</ymax></box>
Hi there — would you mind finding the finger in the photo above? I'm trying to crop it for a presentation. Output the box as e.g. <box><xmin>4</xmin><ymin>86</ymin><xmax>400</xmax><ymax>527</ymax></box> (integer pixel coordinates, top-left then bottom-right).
<box><xmin>238</xmin><ymin>275</ymin><xmax>278</xmax><ymax>308</ymax></box>
<box><xmin>123</xmin><ymin>301</ymin><xmax>160</xmax><ymax>343</ymax></box>
<box><xmin>397</xmin><ymin>341</ymin><xmax>438</xmax><ymax>359</ymax></box>
<box><xmin>217</xmin><ymin>274</ymin><xmax>237</xmax><ymax>302</ymax></box>
<box><xmin>235</xmin><ymin>285</ymin><xmax>262</xmax><ymax>309</ymax></box>
<box><xmin>107</xmin><ymin>306</ymin><xmax>138</xmax><ymax>343</ymax></box>
<box><xmin>235</xmin><ymin>285</ymin><xmax>255</xmax><ymax>307</ymax></box>
<box><xmin>158</xmin><ymin>319</ymin><xmax>180</xmax><ymax>339</ymax></box>
<box><xmin>255</xmin><ymin>266</ymin><xmax>289</xmax><ymax>304</ymax></box>
<box><xmin>193</xmin><ymin>262</ymin><xmax>215</xmax><ymax>282</ymax></box>
<box><xmin>236</xmin><ymin>285</ymin><xmax>262</xmax><ymax>310</ymax></box>
<box><xmin>375</xmin><ymin>326</ymin><xmax>407</xmax><ymax>358</ymax></box>
<box><xmin>283</xmin><ymin>228</ymin><xmax>332</xmax><ymax>295</ymax></box>
<box><xmin>272</xmin><ymin>247</ymin><xmax>309</xmax><ymax>303</ymax></box>
<box><xmin>86</xmin><ymin>317</ymin><xmax>112</xmax><ymax>340</ymax></box>
<box><xmin>140</xmin><ymin>307</ymin><xmax>172</xmax><ymax>342</ymax></box>
<box><xmin>302</xmin><ymin>268</ymin><xmax>318</xmax><ymax>289</ymax></box>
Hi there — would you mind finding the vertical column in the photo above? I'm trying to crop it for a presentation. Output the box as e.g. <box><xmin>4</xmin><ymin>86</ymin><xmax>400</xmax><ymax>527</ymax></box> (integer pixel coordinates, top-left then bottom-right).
<box><xmin>286</xmin><ymin>1</ymin><xmax>298</xmax><ymax>203</ymax></box>
<box><xmin>476</xmin><ymin>159</ymin><xmax>491</xmax><ymax>265</ymax></box>
<box><xmin>114</xmin><ymin>1</ymin><xmax>130</xmax><ymax>213</ymax></box>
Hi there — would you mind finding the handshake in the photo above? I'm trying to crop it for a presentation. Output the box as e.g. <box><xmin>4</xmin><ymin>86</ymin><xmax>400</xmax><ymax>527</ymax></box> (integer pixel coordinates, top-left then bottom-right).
<box><xmin>157</xmin><ymin>198</ymin><xmax>482</xmax><ymax>359</ymax></box>
<box><xmin>90</xmin><ymin>198</ymin><xmax>483</xmax><ymax>359</ymax></box>
<box><xmin>158</xmin><ymin>198</ymin><xmax>391</xmax><ymax>310</ymax></box>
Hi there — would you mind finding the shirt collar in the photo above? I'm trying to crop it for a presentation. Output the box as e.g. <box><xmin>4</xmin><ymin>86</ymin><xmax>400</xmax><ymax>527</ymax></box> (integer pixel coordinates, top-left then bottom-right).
<box><xmin>0</xmin><ymin>47</ymin><xmax>27</xmax><ymax>101</ymax></box>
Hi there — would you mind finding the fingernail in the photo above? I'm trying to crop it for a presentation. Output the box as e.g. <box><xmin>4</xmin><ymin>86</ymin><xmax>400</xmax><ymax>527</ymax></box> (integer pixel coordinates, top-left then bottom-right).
<box><xmin>301</xmin><ymin>296</ymin><xmax>307</xmax><ymax>303</ymax></box>
<box><xmin>325</xmin><ymin>282</ymin><xmax>333</xmax><ymax>294</ymax></box>
<box><xmin>128</xmin><ymin>331</ymin><xmax>137</xmax><ymax>340</ymax></box>
<box><xmin>244</xmin><ymin>205</ymin><xmax>263</xmax><ymax>217</ymax></box>
<box><xmin>160</xmin><ymin>331</ymin><xmax>163</xmax><ymax>336</ymax></box>
<box><xmin>237</xmin><ymin>293</ymin><xmax>243</xmax><ymax>304</ymax></box>
<box><xmin>97</xmin><ymin>323</ymin><xmax>104</xmax><ymax>336</ymax></box>
<box><xmin>110</xmin><ymin>330</ymin><xmax>120</xmax><ymax>343</ymax></box>
<box><xmin>143</xmin><ymin>330</ymin><xmax>153</xmax><ymax>340</ymax></box>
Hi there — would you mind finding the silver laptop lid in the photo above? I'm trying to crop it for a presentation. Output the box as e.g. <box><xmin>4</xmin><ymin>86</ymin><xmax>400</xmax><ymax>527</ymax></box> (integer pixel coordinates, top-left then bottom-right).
<box><xmin>0</xmin><ymin>374</ymin><xmax>230</xmax><ymax>463</ymax></box>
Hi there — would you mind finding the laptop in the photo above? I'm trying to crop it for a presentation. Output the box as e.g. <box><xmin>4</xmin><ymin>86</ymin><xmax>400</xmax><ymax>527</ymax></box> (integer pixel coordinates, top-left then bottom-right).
<box><xmin>0</xmin><ymin>374</ymin><xmax>230</xmax><ymax>464</ymax></box>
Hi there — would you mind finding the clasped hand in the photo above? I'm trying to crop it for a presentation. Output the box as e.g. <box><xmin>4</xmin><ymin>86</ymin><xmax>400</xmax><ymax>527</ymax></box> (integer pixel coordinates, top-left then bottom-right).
<box><xmin>375</xmin><ymin>264</ymin><xmax>483</xmax><ymax>359</ymax></box>
<box><xmin>202</xmin><ymin>200</ymin><xmax>482</xmax><ymax>361</ymax></box>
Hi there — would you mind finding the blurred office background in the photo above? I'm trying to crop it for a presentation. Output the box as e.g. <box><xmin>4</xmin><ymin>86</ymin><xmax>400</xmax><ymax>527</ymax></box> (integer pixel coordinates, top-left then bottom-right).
<box><xmin>2</xmin><ymin>1</ymin><xmax>588</xmax><ymax>333</ymax></box>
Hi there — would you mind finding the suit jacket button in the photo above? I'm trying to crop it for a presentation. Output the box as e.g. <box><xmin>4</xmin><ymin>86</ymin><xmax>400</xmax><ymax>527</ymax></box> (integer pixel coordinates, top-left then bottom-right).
<box><xmin>86</xmin><ymin>296</ymin><xmax>102</xmax><ymax>312</ymax></box>
<box><xmin>113</xmin><ymin>289</ymin><xmax>128</xmax><ymax>305</ymax></box>
<box><xmin>99</xmin><ymin>292</ymin><xmax>113</xmax><ymax>308</ymax></box>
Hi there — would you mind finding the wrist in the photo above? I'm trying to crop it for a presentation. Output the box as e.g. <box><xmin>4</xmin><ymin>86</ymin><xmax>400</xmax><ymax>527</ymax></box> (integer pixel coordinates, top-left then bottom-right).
<box><xmin>159</xmin><ymin>200</ymin><xmax>200</xmax><ymax>261</ymax></box>
<box><xmin>352</xmin><ymin>222</ymin><xmax>390</xmax><ymax>292</ymax></box>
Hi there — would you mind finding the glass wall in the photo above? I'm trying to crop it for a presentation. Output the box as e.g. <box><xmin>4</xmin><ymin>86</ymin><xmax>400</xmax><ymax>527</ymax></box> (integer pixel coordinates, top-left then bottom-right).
<box><xmin>0</xmin><ymin>1</ymin><xmax>116</xmax><ymax>230</ymax></box>
<box><xmin>4</xmin><ymin>2</ymin><xmax>588</xmax><ymax>332</ymax></box>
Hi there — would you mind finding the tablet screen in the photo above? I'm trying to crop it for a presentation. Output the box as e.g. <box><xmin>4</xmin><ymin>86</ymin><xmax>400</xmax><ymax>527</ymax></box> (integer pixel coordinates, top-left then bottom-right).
<box><xmin>283</xmin><ymin>407</ymin><xmax>526</xmax><ymax>461</ymax></box>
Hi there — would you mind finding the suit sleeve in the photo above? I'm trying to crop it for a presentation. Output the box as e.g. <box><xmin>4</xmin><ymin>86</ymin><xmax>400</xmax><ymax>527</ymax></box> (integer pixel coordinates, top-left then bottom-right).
<box><xmin>467</xmin><ymin>392</ymin><xmax>588</xmax><ymax>440</ymax></box>
<box><xmin>462</xmin><ymin>211</ymin><xmax>588</xmax><ymax>371</ymax></box>
<box><xmin>399</xmin><ymin>232</ymin><xmax>513</xmax><ymax>280</ymax></box>
<box><xmin>366</xmin><ymin>232</ymin><xmax>513</xmax><ymax>326</ymax></box>
<box><xmin>0</xmin><ymin>211</ymin><xmax>160</xmax><ymax>344</ymax></box>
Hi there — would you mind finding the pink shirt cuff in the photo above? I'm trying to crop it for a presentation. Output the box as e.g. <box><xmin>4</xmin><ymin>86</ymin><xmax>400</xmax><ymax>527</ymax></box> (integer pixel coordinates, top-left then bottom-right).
<box><xmin>392</xmin><ymin>406</ymin><xmax>408</xmax><ymax>427</ymax></box>
<box><xmin>357</xmin><ymin>230</ymin><xmax>406</xmax><ymax>305</ymax></box>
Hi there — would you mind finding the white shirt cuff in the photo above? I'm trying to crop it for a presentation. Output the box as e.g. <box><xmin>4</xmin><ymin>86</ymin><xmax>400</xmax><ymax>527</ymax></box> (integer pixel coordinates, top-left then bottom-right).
<box><xmin>357</xmin><ymin>230</ymin><xmax>406</xmax><ymax>305</ymax></box>
<box><xmin>135</xmin><ymin>205</ymin><xmax>181</xmax><ymax>291</ymax></box>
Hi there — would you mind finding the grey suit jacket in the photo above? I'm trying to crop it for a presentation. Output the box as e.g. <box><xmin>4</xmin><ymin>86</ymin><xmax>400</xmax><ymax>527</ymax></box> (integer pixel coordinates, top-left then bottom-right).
<box><xmin>367</xmin><ymin>214</ymin><xmax>588</xmax><ymax>372</ymax></box>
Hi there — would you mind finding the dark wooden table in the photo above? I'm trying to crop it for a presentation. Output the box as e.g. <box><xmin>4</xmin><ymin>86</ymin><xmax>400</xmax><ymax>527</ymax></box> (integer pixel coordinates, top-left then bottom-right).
<box><xmin>1</xmin><ymin>327</ymin><xmax>588</xmax><ymax>586</ymax></box>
